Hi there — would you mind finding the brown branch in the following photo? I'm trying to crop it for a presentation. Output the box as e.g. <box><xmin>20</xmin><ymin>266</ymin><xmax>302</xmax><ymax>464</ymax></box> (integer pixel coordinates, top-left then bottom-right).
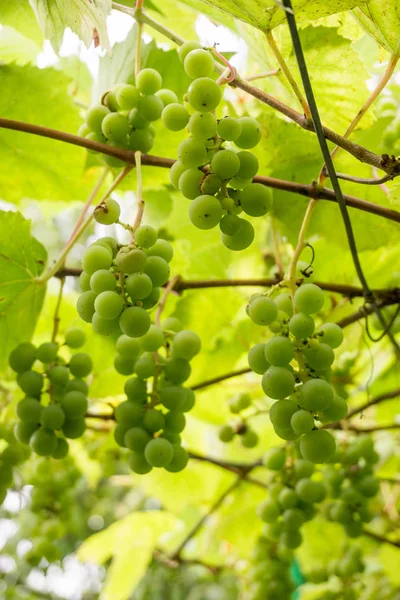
<box><xmin>346</xmin><ymin>387</ymin><xmax>400</xmax><ymax>419</ymax></box>
<box><xmin>379</xmin><ymin>478</ymin><xmax>400</xmax><ymax>485</ymax></box>
<box><xmin>336</xmin><ymin>298</ymin><xmax>400</xmax><ymax>328</ymax></box>
<box><xmin>191</xmin><ymin>367</ymin><xmax>251</xmax><ymax>391</ymax></box>
<box><xmin>325</xmin><ymin>422</ymin><xmax>400</xmax><ymax>433</ymax></box>
<box><xmin>189</xmin><ymin>451</ymin><xmax>262</xmax><ymax>476</ymax></box>
<box><xmin>363</xmin><ymin>529</ymin><xmax>400</xmax><ymax>549</ymax></box>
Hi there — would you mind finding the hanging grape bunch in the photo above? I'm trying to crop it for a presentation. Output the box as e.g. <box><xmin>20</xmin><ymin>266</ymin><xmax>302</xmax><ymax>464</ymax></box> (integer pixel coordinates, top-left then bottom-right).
<box><xmin>247</xmin><ymin>282</ymin><xmax>347</xmax><ymax>463</ymax></box>
<box><xmin>165</xmin><ymin>41</ymin><xmax>271</xmax><ymax>251</ymax></box>
<box><xmin>218</xmin><ymin>392</ymin><xmax>260</xmax><ymax>448</ymax></box>
<box><xmin>248</xmin><ymin>535</ymin><xmax>295</xmax><ymax>599</ymax></box>
<box><xmin>77</xmin><ymin>221</ymin><xmax>173</xmax><ymax>338</ymax></box>
<box><xmin>112</xmin><ymin>316</ymin><xmax>200</xmax><ymax>475</ymax></box>
<box><xmin>79</xmin><ymin>67</ymin><xmax>174</xmax><ymax>164</ymax></box>
<box><xmin>9</xmin><ymin>329</ymin><xmax>91</xmax><ymax>457</ymax></box>
<box><xmin>0</xmin><ymin>424</ymin><xmax>31</xmax><ymax>505</ymax></box>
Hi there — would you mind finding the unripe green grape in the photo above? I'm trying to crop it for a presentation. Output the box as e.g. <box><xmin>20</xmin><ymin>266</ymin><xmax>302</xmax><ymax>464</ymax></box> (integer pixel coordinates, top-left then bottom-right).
<box><xmin>65</xmin><ymin>328</ymin><xmax>86</xmax><ymax>349</ymax></box>
<box><xmin>228</xmin><ymin>176</ymin><xmax>252</xmax><ymax>190</ymax></box>
<box><xmin>165</xmin><ymin>444</ymin><xmax>189</xmax><ymax>472</ymax></box>
<box><xmin>30</xmin><ymin>428</ymin><xmax>58</xmax><ymax>456</ymax></box>
<box><xmin>40</xmin><ymin>405</ymin><xmax>65</xmax><ymax>430</ymax></box>
<box><xmin>235</xmin><ymin>116</ymin><xmax>262</xmax><ymax>149</ymax></box>
<box><xmin>17</xmin><ymin>397</ymin><xmax>42</xmax><ymax>423</ymax></box>
<box><xmin>92</xmin><ymin>313</ymin><xmax>120</xmax><ymax>335</ymax></box>
<box><xmin>219</xmin><ymin>424</ymin><xmax>235</xmax><ymax>442</ymax></box>
<box><xmin>119</xmin><ymin>307</ymin><xmax>151</xmax><ymax>338</ymax></box>
<box><xmin>128</xmin><ymin>128</ymin><xmax>154</xmax><ymax>153</ymax></box>
<box><xmin>241</xmin><ymin>429</ymin><xmax>259</xmax><ymax>448</ymax></box>
<box><xmin>300</xmin><ymin>429</ymin><xmax>336</xmax><ymax>464</ymax></box>
<box><xmin>217</xmin><ymin>116</ymin><xmax>241</xmax><ymax>141</ymax></box>
<box><xmin>133</xmin><ymin>354</ymin><xmax>155</xmax><ymax>379</ymax></box>
<box><xmin>102</xmin><ymin>143</ymin><xmax>127</xmax><ymax>168</ymax></box>
<box><xmin>162</xmin><ymin>317</ymin><xmax>183</xmax><ymax>332</ymax></box>
<box><xmin>262</xmin><ymin>367</ymin><xmax>295</xmax><ymax>400</ymax></box>
<box><xmin>248</xmin><ymin>296</ymin><xmax>278</xmax><ymax>326</ymax></box>
<box><xmin>178</xmin><ymin>138</ymin><xmax>208</xmax><ymax>168</ymax></box>
<box><xmin>145</xmin><ymin>239</ymin><xmax>174</xmax><ymax>263</ymax></box>
<box><xmin>123</xmin><ymin>427</ymin><xmax>150</xmax><ymax>452</ymax></box>
<box><xmin>304</xmin><ymin>342</ymin><xmax>335</xmax><ymax>371</ymax></box>
<box><xmin>79</xmin><ymin>271</ymin><xmax>91</xmax><ymax>292</ymax></box>
<box><xmin>86</xmin><ymin>131</ymin><xmax>107</xmax><ymax>152</ymax></box>
<box><xmin>156</xmin><ymin>88</ymin><xmax>178</xmax><ymax>106</ymax></box>
<box><xmin>126</xmin><ymin>273</ymin><xmax>153</xmax><ymax>300</ymax></box>
<box><xmin>82</xmin><ymin>245</ymin><xmax>112</xmax><ymax>274</ymax></box>
<box><xmin>14</xmin><ymin>421</ymin><xmax>39</xmax><ymax>444</ymax></box>
<box><xmin>77</xmin><ymin>291</ymin><xmax>97</xmax><ymax>323</ymax></box>
<box><xmin>279</xmin><ymin>487</ymin><xmax>299</xmax><ymax>510</ymax></box>
<box><xmin>114</xmin><ymin>354</ymin><xmax>135</xmax><ymax>375</ymax></box>
<box><xmin>124</xmin><ymin>378</ymin><xmax>147</xmax><ymax>404</ymax></box>
<box><xmin>221</xmin><ymin>218</ymin><xmax>254</xmax><ymax>251</ymax></box>
<box><xmin>136</xmin><ymin>68</ymin><xmax>162</xmax><ymax>95</ymax></box>
<box><xmin>236</xmin><ymin>150</ymin><xmax>259</xmax><ymax>179</ymax></box>
<box><xmin>172</xmin><ymin>329</ymin><xmax>201</xmax><ymax>360</ymax></box>
<box><xmin>187</xmin><ymin>77</ymin><xmax>222</xmax><ymax>112</ymax></box>
<box><xmin>184</xmin><ymin>48</ymin><xmax>214</xmax><ymax>79</ymax></box>
<box><xmin>178</xmin><ymin>40</ymin><xmax>202</xmax><ymax>62</ymax></box>
<box><xmin>144</xmin><ymin>256</ymin><xmax>170</xmax><ymax>286</ymax></box>
<box><xmin>94</xmin><ymin>198</ymin><xmax>121</xmax><ymax>225</ymax></box>
<box><xmin>282</xmin><ymin>508</ymin><xmax>305</xmax><ymax>531</ymax></box>
<box><xmin>164</xmin><ymin>357</ymin><xmax>191</xmax><ymax>384</ymax></box>
<box><xmin>61</xmin><ymin>391</ymin><xmax>88</xmax><ymax>418</ymax></box>
<box><xmin>115</xmin><ymin>400</ymin><xmax>143</xmax><ymax>427</ymax></box>
<box><xmin>164</xmin><ymin>410</ymin><xmax>185</xmax><ymax>433</ymax></box>
<box><xmin>240</xmin><ymin>183</ymin><xmax>272</xmax><ymax>217</ymax></box>
<box><xmin>51</xmin><ymin>437</ymin><xmax>69</xmax><ymax>459</ymax></box>
<box><xmin>62</xmin><ymin>418</ymin><xmax>86</xmax><ymax>439</ymax></box>
<box><xmin>90</xmin><ymin>269</ymin><xmax>116</xmax><ymax>294</ymax></box>
<box><xmin>274</xmin><ymin>293</ymin><xmax>293</xmax><ymax>317</ymax></box>
<box><xmin>116</xmin><ymin>84</ymin><xmax>140</xmax><ymax>110</ymax></box>
<box><xmin>179</xmin><ymin>168</ymin><xmax>203</xmax><ymax>199</ymax></box>
<box><xmin>289</xmin><ymin>313</ymin><xmax>314</xmax><ymax>339</ymax></box>
<box><xmin>134</xmin><ymin>224</ymin><xmax>157</xmax><ymax>249</ymax></box>
<box><xmin>299</xmin><ymin>378</ymin><xmax>334</xmax><ymax>411</ymax></box>
<box><xmin>141</xmin><ymin>325</ymin><xmax>164</xmax><ymax>352</ymax></box>
<box><xmin>319</xmin><ymin>395</ymin><xmax>348</xmax><ymax>423</ymax></box>
<box><xmin>162</xmin><ymin>103</ymin><xmax>190</xmax><ymax>131</ymax></box>
<box><xmin>269</xmin><ymin>399</ymin><xmax>298</xmax><ymax>429</ymax></box>
<box><xmin>180</xmin><ymin>388</ymin><xmax>196</xmax><ymax>412</ymax></box>
<box><xmin>200</xmin><ymin>173</ymin><xmax>222</xmax><ymax>195</ymax></box>
<box><xmin>280</xmin><ymin>529</ymin><xmax>302</xmax><ymax>550</ymax></box>
<box><xmin>18</xmin><ymin>370</ymin><xmax>43</xmax><ymax>396</ymax></box>
<box><xmin>189</xmin><ymin>195</ymin><xmax>223</xmax><ymax>230</ymax></box>
<box><xmin>211</xmin><ymin>149</ymin><xmax>240</xmax><ymax>179</ymax></box>
<box><xmin>101</xmin><ymin>112</ymin><xmax>129</xmax><ymax>143</ymax></box>
<box><xmin>143</xmin><ymin>409</ymin><xmax>165</xmax><ymax>433</ymax></box>
<box><xmin>116</xmin><ymin>248</ymin><xmax>147</xmax><ymax>274</ymax></box>
<box><xmin>128</xmin><ymin>108</ymin><xmax>149</xmax><ymax>129</ymax></box>
<box><xmin>264</xmin><ymin>336</ymin><xmax>294</xmax><ymax>366</ymax></box>
<box><xmin>9</xmin><ymin>343</ymin><xmax>37</xmax><ymax>373</ymax></box>
<box><xmin>318</xmin><ymin>322</ymin><xmax>344</xmax><ymax>348</ymax></box>
<box><xmin>290</xmin><ymin>409</ymin><xmax>314</xmax><ymax>434</ymax></box>
<box><xmin>129</xmin><ymin>451</ymin><xmax>152</xmax><ymax>474</ymax></box>
<box><xmin>258</xmin><ymin>499</ymin><xmax>280</xmax><ymax>523</ymax></box>
<box><xmin>169</xmin><ymin>160</ymin><xmax>187</xmax><ymax>189</ymax></box>
<box><xmin>229</xmin><ymin>392</ymin><xmax>251</xmax><ymax>413</ymax></box>
<box><xmin>36</xmin><ymin>342</ymin><xmax>58</xmax><ymax>364</ymax></box>
<box><xmin>248</xmin><ymin>343</ymin><xmax>269</xmax><ymax>374</ymax></box>
<box><xmin>138</xmin><ymin>94</ymin><xmax>164</xmax><ymax>121</ymax></box>
<box><xmin>78</xmin><ymin>123</ymin><xmax>90</xmax><ymax>137</ymax></box>
<box><xmin>159</xmin><ymin>385</ymin><xmax>188</xmax><ymax>410</ymax></box>
<box><xmin>263</xmin><ymin>446</ymin><xmax>286</xmax><ymax>470</ymax></box>
<box><xmin>94</xmin><ymin>291</ymin><xmax>124</xmax><ymax>320</ymax></box>
<box><xmin>219</xmin><ymin>214</ymin><xmax>241</xmax><ymax>236</ymax></box>
<box><xmin>145</xmin><ymin>437</ymin><xmax>174</xmax><ymax>467</ymax></box>
<box><xmin>65</xmin><ymin>379</ymin><xmax>89</xmax><ymax>395</ymax></box>
<box><xmin>104</xmin><ymin>87</ymin><xmax>120</xmax><ymax>111</ymax></box>
<box><xmin>188</xmin><ymin>111</ymin><xmax>218</xmax><ymax>139</ymax></box>
<box><xmin>294</xmin><ymin>283</ymin><xmax>324</xmax><ymax>314</ymax></box>
<box><xmin>141</xmin><ymin>286</ymin><xmax>161</xmax><ymax>309</ymax></box>
<box><xmin>94</xmin><ymin>236</ymin><xmax>119</xmax><ymax>255</ymax></box>
<box><xmin>48</xmin><ymin>365</ymin><xmax>69</xmax><ymax>386</ymax></box>
<box><xmin>355</xmin><ymin>475</ymin><xmax>380</xmax><ymax>497</ymax></box>
<box><xmin>86</xmin><ymin>105</ymin><xmax>110</xmax><ymax>134</ymax></box>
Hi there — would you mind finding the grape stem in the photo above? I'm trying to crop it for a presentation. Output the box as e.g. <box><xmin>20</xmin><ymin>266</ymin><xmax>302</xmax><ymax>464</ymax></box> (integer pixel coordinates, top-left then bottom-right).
<box><xmin>132</xmin><ymin>12</ymin><xmax>145</xmax><ymax>235</ymax></box>
<box><xmin>246</xmin><ymin>69</ymin><xmax>281</xmax><ymax>81</ymax></box>
<box><xmin>191</xmin><ymin>367</ymin><xmax>252</xmax><ymax>391</ymax></box>
<box><xmin>51</xmin><ymin>277</ymin><xmax>65</xmax><ymax>343</ymax></box>
<box><xmin>156</xmin><ymin>275</ymin><xmax>180</xmax><ymax>326</ymax></box>
<box><xmin>213</xmin><ymin>47</ymin><xmax>236</xmax><ymax>84</ymax></box>
<box><xmin>345</xmin><ymin>387</ymin><xmax>400</xmax><ymax>419</ymax></box>
<box><xmin>287</xmin><ymin>198</ymin><xmax>317</xmax><ymax>308</ymax></box>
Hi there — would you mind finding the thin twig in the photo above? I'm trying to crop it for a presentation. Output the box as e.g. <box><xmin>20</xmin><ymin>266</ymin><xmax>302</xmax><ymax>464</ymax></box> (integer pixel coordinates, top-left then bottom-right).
<box><xmin>247</xmin><ymin>69</ymin><xmax>280</xmax><ymax>81</ymax></box>
<box><xmin>363</xmin><ymin>529</ymin><xmax>400</xmax><ymax>549</ymax></box>
<box><xmin>51</xmin><ymin>278</ymin><xmax>65</xmax><ymax>343</ymax></box>
<box><xmin>346</xmin><ymin>387</ymin><xmax>400</xmax><ymax>419</ymax></box>
<box><xmin>191</xmin><ymin>367</ymin><xmax>251</xmax><ymax>391</ymax></box>
<box><xmin>156</xmin><ymin>275</ymin><xmax>180</xmax><ymax>326</ymax></box>
<box><xmin>330</xmin><ymin>172</ymin><xmax>392</xmax><ymax>186</ymax></box>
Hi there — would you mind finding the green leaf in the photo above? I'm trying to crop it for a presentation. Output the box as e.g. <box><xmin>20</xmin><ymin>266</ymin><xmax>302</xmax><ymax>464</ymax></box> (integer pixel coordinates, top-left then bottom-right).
<box><xmin>0</xmin><ymin>0</ymin><xmax>44</xmax><ymax>45</ymax></box>
<box><xmin>0</xmin><ymin>64</ymin><xmax>97</xmax><ymax>203</ymax></box>
<box><xmin>353</xmin><ymin>0</ymin><xmax>400</xmax><ymax>55</ymax></box>
<box><xmin>0</xmin><ymin>26</ymin><xmax>41</xmax><ymax>64</ymax></box>
<box><xmin>0</xmin><ymin>210</ymin><xmax>47</xmax><ymax>370</ymax></box>
<box><xmin>29</xmin><ymin>0</ymin><xmax>112</xmax><ymax>53</ymax></box>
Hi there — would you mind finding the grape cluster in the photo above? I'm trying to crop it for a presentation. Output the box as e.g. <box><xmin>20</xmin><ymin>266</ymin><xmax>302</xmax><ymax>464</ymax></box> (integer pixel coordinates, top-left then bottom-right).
<box><xmin>247</xmin><ymin>282</ymin><xmax>347</xmax><ymax>463</ymax></box>
<box><xmin>9</xmin><ymin>329</ymin><xmax>91</xmax><ymax>457</ymax></box>
<box><xmin>79</xmin><ymin>68</ymin><xmax>173</xmax><ymax>165</ymax></box>
<box><xmin>218</xmin><ymin>393</ymin><xmax>260</xmax><ymax>448</ymax></box>
<box><xmin>248</xmin><ymin>535</ymin><xmax>294</xmax><ymax>600</ymax></box>
<box><xmin>167</xmin><ymin>41</ymin><xmax>270</xmax><ymax>250</ymax></box>
<box><xmin>0</xmin><ymin>424</ymin><xmax>31</xmax><ymax>506</ymax></box>
<box><xmin>112</xmin><ymin>316</ymin><xmax>200</xmax><ymax>474</ymax></box>
<box><xmin>77</xmin><ymin>226</ymin><xmax>173</xmax><ymax>338</ymax></box>
<box><xmin>323</xmin><ymin>436</ymin><xmax>380</xmax><ymax>538</ymax></box>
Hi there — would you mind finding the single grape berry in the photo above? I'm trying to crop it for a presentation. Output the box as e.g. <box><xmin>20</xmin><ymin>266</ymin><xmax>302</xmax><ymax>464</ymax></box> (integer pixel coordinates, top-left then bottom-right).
<box><xmin>234</xmin><ymin>117</ymin><xmax>262</xmax><ymax>149</ymax></box>
<box><xmin>240</xmin><ymin>183</ymin><xmax>272</xmax><ymax>217</ymax></box>
<box><xmin>262</xmin><ymin>367</ymin><xmax>295</xmax><ymax>400</ymax></box>
<box><xmin>210</xmin><ymin>150</ymin><xmax>240</xmax><ymax>180</ymax></box>
<box><xmin>37</xmin><ymin>342</ymin><xmax>58</xmax><ymax>364</ymax></box>
<box><xmin>69</xmin><ymin>353</ymin><xmax>92</xmax><ymax>378</ymax></box>
<box><xmin>184</xmin><ymin>49</ymin><xmax>214</xmax><ymax>79</ymax></box>
<box><xmin>94</xmin><ymin>199</ymin><xmax>121</xmax><ymax>225</ymax></box>
<box><xmin>82</xmin><ymin>245</ymin><xmax>112</xmax><ymax>274</ymax></box>
<box><xmin>9</xmin><ymin>343</ymin><xmax>37</xmax><ymax>373</ymax></box>
<box><xmin>119</xmin><ymin>307</ymin><xmax>151</xmax><ymax>338</ymax></box>
<box><xmin>85</xmin><ymin>105</ymin><xmax>110</xmax><ymax>134</ymax></box>
<box><xmin>65</xmin><ymin>328</ymin><xmax>86</xmax><ymax>349</ymax></box>
<box><xmin>189</xmin><ymin>195</ymin><xmax>222</xmax><ymax>230</ymax></box>
<box><xmin>162</xmin><ymin>103</ymin><xmax>190</xmax><ymax>131</ymax></box>
<box><xmin>218</xmin><ymin>117</ymin><xmax>242</xmax><ymax>141</ymax></box>
<box><xmin>179</xmin><ymin>168</ymin><xmax>203</xmax><ymax>200</ymax></box>
<box><xmin>116</xmin><ymin>84</ymin><xmax>140</xmax><ymax>110</ymax></box>
<box><xmin>178</xmin><ymin>138</ymin><xmax>208</xmax><ymax>168</ymax></box>
<box><xmin>144</xmin><ymin>438</ymin><xmax>174</xmax><ymax>467</ymax></box>
<box><xmin>221</xmin><ymin>219</ymin><xmax>254</xmax><ymax>251</ymax></box>
<box><xmin>248</xmin><ymin>296</ymin><xmax>278</xmax><ymax>326</ymax></box>
<box><xmin>299</xmin><ymin>430</ymin><xmax>336</xmax><ymax>464</ymax></box>
<box><xmin>136</xmin><ymin>68</ymin><xmax>162</xmax><ymax>95</ymax></box>
<box><xmin>187</xmin><ymin>78</ymin><xmax>222</xmax><ymax>112</ymax></box>
<box><xmin>172</xmin><ymin>330</ymin><xmax>201</xmax><ymax>360</ymax></box>
<box><xmin>178</xmin><ymin>40</ymin><xmax>202</xmax><ymax>62</ymax></box>
<box><xmin>188</xmin><ymin>111</ymin><xmax>218</xmax><ymax>139</ymax></box>
<box><xmin>101</xmin><ymin>113</ymin><xmax>129</xmax><ymax>144</ymax></box>
<box><xmin>156</xmin><ymin>88</ymin><xmax>178</xmax><ymax>106</ymax></box>
<box><xmin>134</xmin><ymin>225</ymin><xmax>158</xmax><ymax>249</ymax></box>
<box><xmin>294</xmin><ymin>284</ymin><xmax>325</xmax><ymax>314</ymax></box>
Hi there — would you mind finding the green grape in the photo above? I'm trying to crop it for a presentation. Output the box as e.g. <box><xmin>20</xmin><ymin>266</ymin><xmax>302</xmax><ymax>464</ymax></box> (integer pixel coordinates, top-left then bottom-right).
<box><xmin>355</xmin><ymin>475</ymin><xmax>380</xmax><ymax>497</ymax></box>
<box><xmin>144</xmin><ymin>256</ymin><xmax>170</xmax><ymax>286</ymax></box>
<box><xmin>318</xmin><ymin>323</ymin><xmax>344</xmax><ymax>348</ymax></box>
<box><xmin>219</xmin><ymin>214</ymin><xmax>241</xmax><ymax>236</ymax></box>
<box><xmin>48</xmin><ymin>365</ymin><xmax>69</xmax><ymax>386</ymax></box>
<box><xmin>126</xmin><ymin>273</ymin><xmax>153</xmax><ymax>300</ymax></box>
<box><xmin>289</xmin><ymin>313</ymin><xmax>315</xmax><ymax>339</ymax></box>
<box><xmin>86</xmin><ymin>131</ymin><xmax>107</xmax><ymax>151</ymax></box>
<box><xmin>69</xmin><ymin>353</ymin><xmax>92</xmax><ymax>378</ymax></box>
<box><xmin>114</xmin><ymin>354</ymin><xmax>135</xmax><ymax>375</ymax></box>
<box><xmin>141</xmin><ymin>325</ymin><xmax>164</xmax><ymax>352</ymax></box>
<box><xmin>82</xmin><ymin>244</ymin><xmax>112</xmax><ymax>274</ymax></box>
<box><xmin>90</xmin><ymin>269</ymin><xmax>116</xmax><ymax>294</ymax></box>
<box><xmin>164</xmin><ymin>358</ymin><xmax>191</xmax><ymax>384</ymax></box>
<box><xmin>128</xmin><ymin>107</ymin><xmax>148</xmax><ymax>129</ymax></box>
<box><xmin>178</xmin><ymin>138</ymin><xmax>208</xmax><ymax>167</ymax></box>
<box><xmin>114</xmin><ymin>424</ymin><xmax>128</xmax><ymax>446</ymax></box>
<box><xmin>52</xmin><ymin>437</ymin><xmax>69</xmax><ymax>459</ymax></box>
<box><xmin>145</xmin><ymin>437</ymin><xmax>174</xmax><ymax>467</ymax></box>
<box><xmin>291</xmin><ymin>409</ymin><xmax>314</xmax><ymax>434</ymax></box>
<box><xmin>128</xmin><ymin>128</ymin><xmax>154</xmax><ymax>153</ymax></box>
<box><xmin>17</xmin><ymin>397</ymin><xmax>42</xmax><ymax>423</ymax></box>
<box><xmin>40</xmin><ymin>405</ymin><xmax>65</xmax><ymax>430</ymax></box>
<box><xmin>269</xmin><ymin>399</ymin><xmax>298</xmax><ymax>429</ymax></box>
<box><xmin>184</xmin><ymin>48</ymin><xmax>214</xmax><ymax>78</ymax></box>
<box><xmin>95</xmin><ymin>236</ymin><xmax>118</xmax><ymax>256</ymax></box>
<box><xmin>36</xmin><ymin>342</ymin><xmax>58</xmax><ymax>364</ymax></box>
<box><xmin>129</xmin><ymin>451</ymin><xmax>152</xmax><ymax>474</ymax></box>
<box><xmin>229</xmin><ymin>393</ymin><xmax>251</xmax><ymax>413</ymax></box>
<box><xmin>143</xmin><ymin>409</ymin><xmax>165</xmax><ymax>433</ymax></box>
<box><xmin>296</xmin><ymin>479</ymin><xmax>327</xmax><ymax>504</ymax></box>
<box><xmin>159</xmin><ymin>385</ymin><xmax>188</xmax><ymax>410</ymax></box>
<box><xmin>262</xmin><ymin>447</ymin><xmax>286</xmax><ymax>470</ymax></box>
<box><xmin>320</xmin><ymin>395</ymin><xmax>348</xmax><ymax>423</ymax></box>
<box><xmin>104</xmin><ymin>88</ymin><xmax>119</xmax><ymax>111</ymax></box>
<box><xmin>262</xmin><ymin>367</ymin><xmax>295</xmax><ymax>400</ymax></box>
<box><xmin>62</xmin><ymin>418</ymin><xmax>86</xmax><ymax>439</ymax></box>
<box><xmin>274</xmin><ymin>293</ymin><xmax>293</xmax><ymax>317</ymax></box>
<box><xmin>138</xmin><ymin>94</ymin><xmax>164</xmax><ymax>121</ymax></box>
<box><xmin>210</xmin><ymin>149</ymin><xmax>240</xmax><ymax>179</ymax></box>
<box><xmin>241</xmin><ymin>429</ymin><xmax>259</xmax><ymax>448</ymax></box>
<box><xmin>125</xmin><ymin>376</ymin><xmax>147</xmax><ymax>402</ymax></box>
<box><xmin>17</xmin><ymin>370</ymin><xmax>43</xmax><ymax>396</ymax></box>
<box><xmin>257</xmin><ymin>500</ymin><xmax>280</xmax><ymax>523</ymax></box>
<box><xmin>116</xmin><ymin>248</ymin><xmax>147</xmax><ymax>273</ymax></box>
<box><xmin>189</xmin><ymin>195</ymin><xmax>223</xmax><ymax>229</ymax></box>
<box><xmin>300</xmin><ymin>429</ymin><xmax>336</xmax><ymax>464</ymax></box>
<box><xmin>178</xmin><ymin>168</ymin><xmax>203</xmax><ymax>199</ymax></box>
<box><xmin>235</xmin><ymin>116</ymin><xmax>262</xmax><ymax>149</ymax></box>
<box><xmin>164</xmin><ymin>410</ymin><xmax>185</xmax><ymax>433</ymax></box>
<box><xmin>116</xmin><ymin>84</ymin><xmax>140</xmax><ymax>110</ymax></box>
<box><xmin>264</xmin><ymin>336</ymin><xmax>294</xmax><ymax>366</ymax></box>
<box><xmin>162</xmin><ymin>103</ymin><xmax>190</xmax><ymax>131</ymax></box>
<box><xmin>141</xmin><ymin>287</ymin><xmax>161</xmax><ymax>309</ymax></box>
<box><xmin>217</xmin><ymin>116</ymin><xmax>241</xmax><ymax>141</ymax></box>
<box><xmin>280</xmin><ymin>529</ymin><xmax>303</xmax><ymax>549</ymax></box>
<box><xmin>134</xmin><ymin>225</ymin><xmax>157</xmax><ymax>249</ymax></box>
<box><xmin>274</xmin><ymin>424</ymin><xmax>299</xmax><ymax>441</ymax></box>
<box><xmin>172</xmin><ymin>330</ymin><xmax>201</xmax><ymax>360</ymax></box>
<box><xmin>178</xmin><ymin>40</ymin><xmax>202</xmax><ymax>62</ymax></box>
<box><xmin>9</xmin><ymin>343</ymin><xmax>37</xmax><ymax>373</ymax></box>
<box><xmin>282</xmin><ymin>508</ymin><xmax>305</xmax><ymax>531</ymax></box>
<box><xmin>30</xmin><ymin>428</ymin><xmax>57</xmax><ymax>456</ymax></box>
<box><xmin>240</xmin><ymin>183</ymin><xmax>272</xmax><ymax>217</ymax></box>
<box><xmin>162</xmin><ymin>317</ymin><xmax>183</xmax><ymax>332</ymax></box>
<box><xmin>78</xmin><ymin>123</ymin><xmax>90</xmax><ymax>137</ymax></box>
<box><xmin>85</xmin><ymin>105</ymin><xmax>110</xmax><ymax>134</ymax></box>
<box><xmin>102</xmin><ymin>143</ymin><xmax>127</xmax><ymax>168</ymax></box>
<box><xmin>165</xmin><ymin>445</ymin><xmax>189</xmax><ymax>472</ymax></box>
<box><xmin>221</xmin><ymin>218</ymin><xmax>255</xmax><ymax>251</ymax></box>
<box><xmin>61</xmin><ymin>391</ymin><xmax>88</xmax><ymax>418</ymax></box>
<box><xmin>294</xmin><ymin>284</ymin><xmax>324</xmax><ymax>314</ymax></box>
<box><xmin>248</xmin><ymin>296</ymin><xmax>278</xmax><ymax>326</ymax></box>
<box><xmin>124</xmin><ymin>427</ymin><xmax>151</xmax><ymax>452</ymax></box>
<box><xmin>201</xmin><ymin>173</ymin><xmax>222</xmax><ymax>195</ymax></box>
<box><xmin>169</xmin><ymin>160</ymin><xmax>187</xmax><ymax>189</ymax></box>
<box><xmin>101</xmin><ymin>112</ymin><xmax>129</xmax><ymax>143</ymax></box>
<box><xmin>181</xmin><ymin>388</ymin><xmax>195</xmax><ymax>412</ymax></box>
<box><xmin>219</xmin><ymin>424</ymin><xmax>235</xmax><ymax>442</ymax></box>
<box><xmin>136</xmin><ymin>68</ymin><xmax>162</xmax><ymax>95</ymax></box>
<box><xmin>65</xmin><ymin>379</ymin><xmax>89</xmax><ymax>395</ymax></box>
<box><xmin>92</xmin><ymin>313</ymin><xmax>120</xmax><ymax>335</ymax></box>
<box><xmin>236</xmin><ymin>150</ymin><xmax>259</xmax><ymax>178</ymax></box>
<box><xmin>14</xmin><ymin>421</ymin><xmax>39</xmax><ymax>444</ymax></box>
<box><xmin>228</xmin><ymin>176</ymin><xmax>252</xmax><ymax>190</ymax></box>
<box><xmin>145</xmin><ymin>239</ymin><xmax>173</xmax><ymax>263</ymax></box>
<box><xmin>115</xmin><ymin>400</ymin><xmax>143</xmax><ymax>427</ymax></box>
<box><xmin>299</xmin><ymin>378</ymin><xmax>334</xmax><ymax>411</ymax></box>
<box><xmin>303</xmin><ymin>342</ymin><xmax>335</xmax><ymax>370</ymax></box>
<box><xmin>187</xmin><ymin>77</ymin><xmax>222</xmax><ymax>112</ymax></box>
<box><xmin>134</xmin><ymin>352</ymin><xmax>156</xmax><ymax>379</ymax></box>
<box><xmin>77</xmin><ymin>290</ymin><xmax>97</xmax><ymax>323</ymax></box>
<box><xmin>94</xmin><ymin>198</ymin><xmax>121</xmax><ymax>225</ymax></box>
<box><xmin>188</xmin><ymin>111</ymin><xmax>218</xmax><ymax>139</ymax></box>
<box><xmin>65</xmin><ymin>328</ymin><xmax>86</xmax><ymax>349</ymax></box>
<box><xmin>94</xmin><ymin>291</ymin><xmax>124</xmax><ymax>320</ymax></box>
<box><xmin>79</xmin><ymin>271</ymin><xmax>91</xmax><ymax>292</ymax></box>
<box><xmin>156</xmin><ymin>88</ymin><xmax>178</xmax><ymax>106</ymax></box>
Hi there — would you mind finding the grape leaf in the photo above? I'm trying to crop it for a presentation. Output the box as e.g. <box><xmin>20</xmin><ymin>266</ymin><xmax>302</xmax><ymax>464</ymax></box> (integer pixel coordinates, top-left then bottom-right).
<box><xmin>353</xmin><ymin>0</ymin><xmax>400</xmax><ymax>55</ymax></box>
<box><xmin>0</xmin><ymin>0</ymin><xmax>44</xmax><ymax>45</ymax></box>
<box><xmin>0</xmin><ymin>210</ymin><xmax>47</xmax><ymax>370</ymax></box>
<box><xmin>0</xmin><ymin>25</ymin><xmax>41</xmax><ymax>64</ymax></box>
